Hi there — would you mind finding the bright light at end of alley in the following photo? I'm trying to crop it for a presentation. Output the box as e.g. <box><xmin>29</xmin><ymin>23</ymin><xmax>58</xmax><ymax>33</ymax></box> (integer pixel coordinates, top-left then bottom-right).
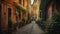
<box><xmin>31</xmin><ymin>0</ymin><xmax>34</xmax><ymax>5</ymax></box>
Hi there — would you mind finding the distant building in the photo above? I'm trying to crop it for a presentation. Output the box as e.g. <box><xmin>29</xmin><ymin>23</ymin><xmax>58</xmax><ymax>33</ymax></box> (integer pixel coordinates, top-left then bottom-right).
<box><xmin>30</xmin><ymin>0</ymin><xmax>41</xmax><ymax>20</ymax></box>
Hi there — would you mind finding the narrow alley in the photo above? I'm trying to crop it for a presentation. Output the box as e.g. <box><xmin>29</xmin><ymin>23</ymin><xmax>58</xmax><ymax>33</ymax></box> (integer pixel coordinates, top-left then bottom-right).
<box><xmin>1</xmin><ymin>0</ymin><xmax>60</xmax><ymax>34</ymax></box>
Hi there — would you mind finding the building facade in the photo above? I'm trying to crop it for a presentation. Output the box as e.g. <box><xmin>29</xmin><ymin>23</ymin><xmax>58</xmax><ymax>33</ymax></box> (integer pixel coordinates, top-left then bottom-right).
<box><xmin>0</xmin><ymin>0</ymin><xmax>17</xmax><ymax>31</ymax></box>
<box><xmin>0</xmin><ymin>0</ymin><xmax>29</xmax><ymax>33</ymax></box>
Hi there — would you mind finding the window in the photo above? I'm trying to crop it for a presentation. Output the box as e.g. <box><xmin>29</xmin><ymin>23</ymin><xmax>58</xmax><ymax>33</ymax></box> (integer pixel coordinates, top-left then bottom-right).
<box><xmin>8</xmin><ymin>7</ymin><xmax>12</xmax><ymax>28</ymax></box>
<box><xmin>0</xmin><ymin>0</ymin><xmax>4</xmax><ymax>1</ymax></box>
<box><xmin>23</xmin><ymin>0</ymin><xmax>25</xmax><ymax>6</ymax></box>
<box><xmin>0</xmin><ymin>4</ymin><xmax>2</xmax><ymax>29</ymax></box>
<box><xmin>0</xmin><ymin>4</ymin><xmax>2</xmax><ymax>23</ymax></box>
<box><xmin>19</xmin><ymin>11</ymin><xmax>21</xmax><ymax>18</ymax></box>
<box><xmin>0</xmin><ymin>4</ymin><xmax>2</xmax><ymax>30</ymax></box>
<box><xmin>34</xmin><ymin>0</ymin><xmax>37</xmax><ymax>2</ymax></box>
<box><xmin>19</xmin><ymin>0</ymin><xmax>22</xmax><ymax>4</ymax></box>
<box><xmin>8</xmin><ymin>8</ymin><xmax>11</xmax><ymax>17</ymax></box>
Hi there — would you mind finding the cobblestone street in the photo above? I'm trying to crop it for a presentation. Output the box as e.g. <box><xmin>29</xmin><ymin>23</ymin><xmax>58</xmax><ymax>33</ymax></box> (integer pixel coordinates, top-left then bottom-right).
<box><xmin>15</xmin><ymin>21</ymin><xmax>44</xmax><ymax>34</ymax></box>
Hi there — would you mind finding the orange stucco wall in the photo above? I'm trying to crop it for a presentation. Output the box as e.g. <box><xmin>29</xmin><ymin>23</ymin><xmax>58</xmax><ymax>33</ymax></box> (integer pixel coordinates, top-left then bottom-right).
<box><xmin>0</xmin><ymin>0</ymin><xmax>17</xmax><ymax>30</ymax></box>
<box><xmin>0</xmin><ymin>0</ymin><xmax>29</xmax><ymax>30</ymax></box>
